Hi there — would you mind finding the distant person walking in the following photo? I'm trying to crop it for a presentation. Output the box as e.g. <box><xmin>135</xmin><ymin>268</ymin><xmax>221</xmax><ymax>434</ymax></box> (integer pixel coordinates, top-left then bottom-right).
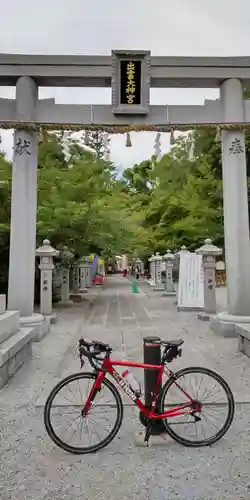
<box><xmin>135</xmin><ymin>266</ymin><xmax>140</xmax><ymax>280</ymax></box>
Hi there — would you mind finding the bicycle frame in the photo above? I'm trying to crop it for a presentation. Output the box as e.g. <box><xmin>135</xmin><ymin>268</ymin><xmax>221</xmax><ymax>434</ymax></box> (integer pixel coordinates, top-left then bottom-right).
<box><xmin>83</xmin><ymin>356</ymin><xmax>196</xmax><ymax>420</ymax></box>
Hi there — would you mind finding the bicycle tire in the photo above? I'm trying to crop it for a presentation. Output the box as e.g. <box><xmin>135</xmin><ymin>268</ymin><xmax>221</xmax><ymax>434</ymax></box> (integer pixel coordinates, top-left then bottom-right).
<box><xmin>44</xmin><ymin>371</ymin><xmax>123</xmax><ymax>454</ymax></box>
<box><xmin>159</xmin><ymin>366</ymin><xmax>235</xmax><ymax>447</ymax></box>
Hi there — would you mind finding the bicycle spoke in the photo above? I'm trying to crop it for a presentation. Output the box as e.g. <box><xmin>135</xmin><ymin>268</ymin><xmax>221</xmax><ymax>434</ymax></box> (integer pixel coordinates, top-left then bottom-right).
<box><xmin>161</xmin><ymin>367</ymin><xmax>234</xmax><ymax>445</ymax></box>
<box><xmin>45</xmin><ymin>373</ymin><xmax>123</xmax><ymax>453</ymax></box>
<box><xmin>67</xmin><ymin>416</ymin><xmax>82</xmax><ymax>443</ymax></box>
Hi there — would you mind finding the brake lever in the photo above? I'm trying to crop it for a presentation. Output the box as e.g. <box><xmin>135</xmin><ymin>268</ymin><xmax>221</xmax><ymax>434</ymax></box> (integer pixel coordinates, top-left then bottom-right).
<box><xmin>79</xmin><ymin>345</ymin><xmax>87</xmax><ymax>368</ymax></box>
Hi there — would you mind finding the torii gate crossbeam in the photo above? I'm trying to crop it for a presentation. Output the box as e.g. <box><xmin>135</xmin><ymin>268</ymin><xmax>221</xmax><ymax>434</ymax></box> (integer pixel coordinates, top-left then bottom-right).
<box><xmin>1</xmin><ymin>51</ymin><xmax>250</xmax><ymax>337</ymax></box>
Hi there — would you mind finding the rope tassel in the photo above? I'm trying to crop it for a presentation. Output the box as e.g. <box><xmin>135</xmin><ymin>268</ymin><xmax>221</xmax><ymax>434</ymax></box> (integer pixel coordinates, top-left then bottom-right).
<box><xmin>215</xmin><ymin>126</ymin><xmax>221</xmax><ymax>143</ymax></box>
<box><xmin>103</xmin><ymin>132</ymin><xmax>111</xmax><ymax>161</ymax></box>
<box><xmin>38</xmin><ymin>126</ymin><xmax>45</xmax><ymax>144</ymax></box>
<box><xmin>170</xmin><ymin>128</ymin><xmax>174</xmax><ymax>145</ymax></box>
<box><xmin>84</xmin><ymin>130</ymin><xmax>90</xmax><ymax>146</ymax></box>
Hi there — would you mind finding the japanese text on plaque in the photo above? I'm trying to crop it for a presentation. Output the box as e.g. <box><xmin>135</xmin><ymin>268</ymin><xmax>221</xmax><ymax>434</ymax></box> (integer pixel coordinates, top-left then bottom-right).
<box><xmin>126</xmin><ymin>62</ymin><xmax>136</xmax><ymax>104</ymax></box>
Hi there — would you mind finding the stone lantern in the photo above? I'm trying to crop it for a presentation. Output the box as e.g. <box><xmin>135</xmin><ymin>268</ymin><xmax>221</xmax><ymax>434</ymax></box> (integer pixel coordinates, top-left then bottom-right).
<box><xmin>176</xmin><ymin>245</ymin><xmax>189</xmax><ymax>260</ymax></box>
<box><xmin>174</xmin><ymin>245</ymin><xmax>189</xmax><ymax>297</ymax></box>
<box><xmin>148</xmin><ymin>254</ymin><xmax>156</xmax><ymax>286</ymax></box>
<box><xmin>179</xmin><ymin>245</ymin><xmax>188</xmax><ymax>253</ymax></box>
<box><xmin>71</xmin><ymin>260</ymin><xmax>80</xmax><ymax>293</ymax></box>
<box><xmin>78</xmin><ymin>256</ymin><xmax>93</xmax><ymax>292</ymax></box>
<box><xmin>196</xmin><ymin>238</ymin><xmax>222</xmax><ymax>319</ymax></box>
<box><xmin>60</xmin><ymin>246</ymin><xmax>74</xmax><ymax>304</ymax></box>
<box><xmin>147</xmin><ymin>255</ymin><xmax>154</xmax><ymax>284</ymax></box>
<box><xmin>162</xmin><ymin>250</ymin><xmax>176</xmax><ymax>296</ymax></box>
<box><xmin>36</xmin><ymin>239</ymin><xmax>59</xmax><ymax>317</ymax></box>
<box><xmin>153</xmin><ymin>252</ymin><xmax>163</xmax><ymax>290</ymax></box>
<box><xmin>175</xmin><ymin>245</ymin><xmax>189</xmax><ymax>274</ymax></box>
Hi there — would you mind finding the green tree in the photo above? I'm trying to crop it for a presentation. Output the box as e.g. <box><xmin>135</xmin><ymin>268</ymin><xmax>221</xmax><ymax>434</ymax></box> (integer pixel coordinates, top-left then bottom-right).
<box><xmin>83</xmin><ymin>130</ymin><xmax>110</xmax><ymax>159</ymax></box>
<box><xmin>0</xmin><ymin>132</ymin><xmax>152</xmax><ymax>292</ymax></box>
<box><xmin>0</xmin><ymin>153</ymin><xmax>11</xmax><ymax>293</ymax></box>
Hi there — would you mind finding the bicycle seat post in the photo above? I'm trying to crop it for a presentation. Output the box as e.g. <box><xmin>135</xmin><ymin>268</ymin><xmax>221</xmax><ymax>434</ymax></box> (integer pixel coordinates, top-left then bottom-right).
<box><xmin>142</xmin><ymin>336</ymin><xmax>166</xmax><ymax>436</ymax></box>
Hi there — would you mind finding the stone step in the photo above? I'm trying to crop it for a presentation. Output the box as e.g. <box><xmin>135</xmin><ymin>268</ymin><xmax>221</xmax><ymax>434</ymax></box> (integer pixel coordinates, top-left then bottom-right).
<box><xmin>0</xmin><ymin>326</ymin><xmax>35</xmax><ymax>369</ymax></box>
<box><xmin>236</xmin><ymin>323</ymin><xmax>250</xmax><ymax>358</ymax></box>
<box><xmin>0</xmin><ymin>310</ymin><xmax>20</xmax><ymax>344</ymax></box>
<box><xmin>0</xmin><ymin>326</ymin><xmax>35</xmax><ymax>388</ymax></box>
<box><xmin>0</xmin><ymin>295</ymin><xmax>6</xmax><ymax>315</ymax></box>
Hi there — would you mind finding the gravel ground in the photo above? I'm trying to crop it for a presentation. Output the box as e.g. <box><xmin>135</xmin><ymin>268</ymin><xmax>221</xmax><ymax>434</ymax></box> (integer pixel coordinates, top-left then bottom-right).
<box><xmin>0</xmin><ymin>277</ymin><xmax>250</xmax><ymax>500</ymax></box>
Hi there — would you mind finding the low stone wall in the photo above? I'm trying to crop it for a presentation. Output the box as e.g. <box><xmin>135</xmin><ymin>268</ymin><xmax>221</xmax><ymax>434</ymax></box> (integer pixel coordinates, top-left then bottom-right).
<box><xmin>0</xmin><ymin>294</ymin><xmax>36</xmax><ymax>388</ymax></box>
<box><xmin>236</xmin><ymin>324</ymin><xmax>250</xmax><ymax>358</ymax></box>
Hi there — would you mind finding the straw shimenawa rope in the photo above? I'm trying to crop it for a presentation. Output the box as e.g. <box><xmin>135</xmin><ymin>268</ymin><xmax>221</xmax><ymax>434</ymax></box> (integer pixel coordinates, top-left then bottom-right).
<box><xmin>0</xmin><ymin>121</ymin><xmax>249</xmax><ymax>133</ymax></box>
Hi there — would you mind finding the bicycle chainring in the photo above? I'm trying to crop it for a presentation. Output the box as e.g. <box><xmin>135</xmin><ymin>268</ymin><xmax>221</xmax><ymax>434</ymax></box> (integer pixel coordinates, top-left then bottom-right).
<box><xmin>139</xmin><ymin>411</ymin><xmax>166</xmax><ymax>435</ymax></box>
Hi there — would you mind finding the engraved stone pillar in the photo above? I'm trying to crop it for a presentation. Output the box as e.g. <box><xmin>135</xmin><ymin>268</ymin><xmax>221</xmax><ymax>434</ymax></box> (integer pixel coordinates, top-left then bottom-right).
<box><xmin>154</xmin><ymin>253</ymin><xmax>164</xmax><ymax>291</ymax></box>
<box><xmin>147</xmin><ymin>255</ymin><xmax>154</xmax><ymax>284</ymax></box>
<box><xmin>149</xmin><ymin>254</ymin><xmax>157</xmax><ymax>286</ymax></box>
<box><xmin>36</xmin><ymin>240</ymin><xmax>59</xmax><ymax>316</ymax></box>
<box><xmin>174</xmin><ymin>246</ymin><xmax>189</xmax><ymax>304</ymax></box>
<box><xmin>211</xmin><ymin>78</ymin><xmax>250</xmax><ymax>336</ymax></box>
<box><xmin>78</xmin><ymin>257</ymin><xmax>91</xmax><ymax>291</ymax></box>
<box><xmin>8</xmin><ymin>77</ymin><xmax>38</xmax><ymax>316</ymax></box>
<box><xmin>60</xmin><ymin>246</ymin><xmax>74</xmax><ymax>304</ymax></box>
<box><xmin>86</xmin><ymin>259</ymin><xmax>93</xmax><ymax>287</ymax></box>
<box><xmin>196</xmin><ymin>239</ymin><xmax>222</xmax><ymax>320</ymax></box>
<box><xmin>72</xmin><ymin>262</ymin><xmax>80</xmax><ymax>292</ymax></box>
<box><xmin>162</xmin><ymin>250</ymin><xmax>175</xmax><ymax>296</ymax></box>
<box><xmin>175</xmin><ymin>245</ymin><xmax>189</xmax><ymax>278</ymax></box>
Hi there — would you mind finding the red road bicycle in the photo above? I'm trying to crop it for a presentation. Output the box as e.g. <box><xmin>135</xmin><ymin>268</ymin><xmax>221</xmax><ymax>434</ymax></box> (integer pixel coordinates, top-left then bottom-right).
<box><xmin>44</xmin><ymin>338</ymin><xmax>235</xmax><ymax>454</ymax></box>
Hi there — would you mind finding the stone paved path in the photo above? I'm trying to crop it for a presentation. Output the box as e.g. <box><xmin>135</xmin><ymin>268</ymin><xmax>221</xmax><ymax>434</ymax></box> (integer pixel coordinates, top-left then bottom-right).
<box><xmin>0</xmin><ymin>276</ymin><xmax>250</xmax><ymax>500</ymax></box>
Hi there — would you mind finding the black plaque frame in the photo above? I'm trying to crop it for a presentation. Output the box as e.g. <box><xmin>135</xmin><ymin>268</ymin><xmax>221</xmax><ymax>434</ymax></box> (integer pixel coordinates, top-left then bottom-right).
<box><xmin>111</xmin><ymin>50</ymin><xmax>151</xmax><ymax>115</ymax></box>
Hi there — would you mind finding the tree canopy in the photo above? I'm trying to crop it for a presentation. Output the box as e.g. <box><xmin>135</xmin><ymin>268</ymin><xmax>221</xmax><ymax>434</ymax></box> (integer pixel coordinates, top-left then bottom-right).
<box><xmin>0</xmin><ymin>131</ymin><xmax>152</xmax><ymax>292</ymax></box>
<box><xmin>1</xmin><ymin>122</ymin><xmax>250</xmax><ymax>293</ymax></box>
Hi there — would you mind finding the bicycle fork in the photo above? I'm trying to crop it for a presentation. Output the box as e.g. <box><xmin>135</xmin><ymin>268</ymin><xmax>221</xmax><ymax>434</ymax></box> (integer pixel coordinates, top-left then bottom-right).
<box><xmin>81</xmin><ymin>372</ymin><xmax>104</xmax><ymax>417</ymax></box>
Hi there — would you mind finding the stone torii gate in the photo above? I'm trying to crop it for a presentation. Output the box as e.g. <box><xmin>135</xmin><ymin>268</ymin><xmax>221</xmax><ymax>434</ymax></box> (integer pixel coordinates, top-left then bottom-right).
<box><xmin>1</xmin><ymin>50</ymin><xmax>250</xmax><ymax>334</ymax></box>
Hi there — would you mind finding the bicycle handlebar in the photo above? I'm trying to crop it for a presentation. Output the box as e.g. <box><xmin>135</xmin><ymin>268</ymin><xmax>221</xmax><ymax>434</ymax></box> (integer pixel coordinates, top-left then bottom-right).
<box><xmin>79</xmin><ymin>338</ymin><xmax>111</xmax><ymax>369</ymax></box>
<box><xmin>78</xmin><ymin>337</ymin><xmax>183</xmax><ymax>369</ymax></box>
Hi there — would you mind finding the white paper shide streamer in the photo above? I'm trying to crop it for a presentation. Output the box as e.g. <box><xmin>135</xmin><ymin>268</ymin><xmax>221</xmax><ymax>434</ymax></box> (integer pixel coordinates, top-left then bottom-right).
<box><xmin>103</xmin><ymin>132</ymin><xmax>111</xmax><ymax>161</ymax></box>
<box><xmin>154</xmin><ymin>132</ymin><xmax>162</xmax><ymax>159</ymax></box>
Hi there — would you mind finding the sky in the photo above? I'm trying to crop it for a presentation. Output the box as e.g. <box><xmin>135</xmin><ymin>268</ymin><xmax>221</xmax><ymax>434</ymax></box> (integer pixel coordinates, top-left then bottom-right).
<box><xmin>0</xmin><ymin>0</ymin><xmax>250</xmax><ymax>168</ymax></box>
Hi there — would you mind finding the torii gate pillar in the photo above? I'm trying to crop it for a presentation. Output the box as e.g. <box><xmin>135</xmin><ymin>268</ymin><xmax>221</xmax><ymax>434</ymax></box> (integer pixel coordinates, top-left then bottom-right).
<box><xmin>8</xmin><ymin>76</ymin><xmax>40</xmax><ymax>320</ymax></box>
<box><xmin>211</xmin><ymin>78</ymin><xmax>250</xmax><ymax>335</ymax></box>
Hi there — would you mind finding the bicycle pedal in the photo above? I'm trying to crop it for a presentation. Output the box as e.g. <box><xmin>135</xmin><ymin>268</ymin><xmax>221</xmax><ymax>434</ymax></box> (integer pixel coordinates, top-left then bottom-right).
<box><xmin>144</xmin><ymin>425</ymin><xmax>152</xmax><ymax>445</ymax></box>
<box><xmin>144</xmin><ymin>434</ymin><xmax>152</xmax><ymax>447</ymax></box>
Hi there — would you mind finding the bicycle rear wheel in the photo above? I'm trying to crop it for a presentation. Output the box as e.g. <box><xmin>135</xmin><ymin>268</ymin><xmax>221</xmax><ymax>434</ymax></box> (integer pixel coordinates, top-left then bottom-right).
<box><xmin>159</xmin><ymin>366</ymin><xmax>235</xmax><ymax>447</ymax></box>
<box><xmin>44</xmin><ymin>372</ymin><xmax>123</xmax><ymax>454</ymax></box>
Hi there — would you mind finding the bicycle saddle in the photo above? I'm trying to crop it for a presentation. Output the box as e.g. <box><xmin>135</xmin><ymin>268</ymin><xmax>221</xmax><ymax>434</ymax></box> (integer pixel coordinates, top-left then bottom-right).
<box><xmin>161</xmin><ymin>339</ymin><xmax>184</xmax><ymax>348</ymax></box>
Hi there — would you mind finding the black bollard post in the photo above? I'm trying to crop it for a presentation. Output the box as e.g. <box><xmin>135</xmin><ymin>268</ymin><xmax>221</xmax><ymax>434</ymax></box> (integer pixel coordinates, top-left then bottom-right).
<box><xmin>141</xmin><ymin>336</ymin><xmax>166</xmax><ymax>434</ymax></box>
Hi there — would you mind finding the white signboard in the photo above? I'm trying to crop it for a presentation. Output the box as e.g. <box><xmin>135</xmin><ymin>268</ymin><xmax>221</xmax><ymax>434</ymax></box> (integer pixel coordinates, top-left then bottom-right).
<box><xmin>177</xmin><ymin>253</ymin><xmax>204</xmax><ymax>309</ymax></box>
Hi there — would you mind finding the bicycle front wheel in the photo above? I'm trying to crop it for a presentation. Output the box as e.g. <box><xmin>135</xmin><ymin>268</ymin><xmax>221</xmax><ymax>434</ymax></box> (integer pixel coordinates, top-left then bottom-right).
<box><xmin>44</xmin><ymin>372</ymin><xmax>123</xmax><ymax>454</ymax></box>
<box><xmin>159</xmin><ymin>366</ymin><xmax>235</xmax><ymax>447</ymax></box>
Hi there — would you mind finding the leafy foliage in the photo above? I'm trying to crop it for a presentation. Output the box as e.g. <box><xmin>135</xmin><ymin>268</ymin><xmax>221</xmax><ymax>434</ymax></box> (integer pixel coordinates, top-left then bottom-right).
<box><xmin>0</xmin><ymin>133</ymin><xmax>152</xmax><ymax>292</ymax></box>
<box><xmin>2</xmin><ymin>117</ymin><xmax>250</xmax><ymax>295</ymax></box>
<box><xmin>123</xmin><ymin>133</ymin><xmax>232</xmax><ymax>254</ymax></box>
